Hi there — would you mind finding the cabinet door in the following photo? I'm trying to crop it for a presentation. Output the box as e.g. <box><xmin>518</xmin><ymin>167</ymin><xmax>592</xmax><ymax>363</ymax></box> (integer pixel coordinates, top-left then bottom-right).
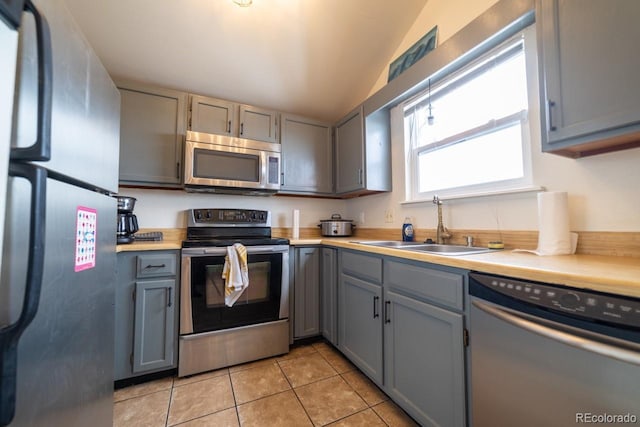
<box><xmin>115</xmin><ymin>253</ymin><xmax>136</xmax><ymax>381</ymax></box>
<box><xmin>539</xmin><ymin>0</ymin><xmax>640</xmax><ymax>155</ymax></box>
<box><xmin>118</xmin><ymin>83</ymin><xmax>186</xmax><ymax>187</ymax></box>
<box><xmin>384</xmin><ymin>290</ymin><xmax>465</xmax><ymax>427</ymax></box>
<box><xmin>321</xmin><ymin>248</ymin><xmax>337</xmax><ymax>345</ymax></box>
<box><xmin>335</xmin><ymin>107</ymin><xmax>365</xmax><ymax>194</ymax></box>
<box><xmin>338</xmin><ymin>273</ymin><xmax>383</xmax><ymax>384</ymax></box>
<box><xmin>280</xmin><ymin>114</ymin><xmax>333</xmax><ymax>194</ymax></box>
<box><xmin>294</xmin><ymin>247</ymin><xmax>321</xmax><ymax>338</ymax></box>
<box><xmin>239</xmin><ymin>104</ymin><xmax>279</xmax><ymax>143</ymax></box>
<box><xmin>189</xmin><ymin>94</ymin><xmax>237</xmax><ymax>136</ymax></box>
<box><xmin>133</xmin><ymin>279</ymin><xmax>176</xmax><ymax>373</ymax></box>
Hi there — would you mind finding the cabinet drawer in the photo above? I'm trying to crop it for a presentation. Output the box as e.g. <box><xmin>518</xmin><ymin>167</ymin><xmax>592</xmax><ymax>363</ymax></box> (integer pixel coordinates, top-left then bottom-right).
<box><xmin>341</xmin><ymin>251</ymin><xmax>382</xmax><ymax>284</ymax></box>
<box><xmin>384</xmin><ymin>260</ymin><xmax>463</xmax><ymax>310</ymax></box>
<box><xmin>136</xmin><ymin>253</ymin><xmax>177</xmax><ymax>278</ymax></box>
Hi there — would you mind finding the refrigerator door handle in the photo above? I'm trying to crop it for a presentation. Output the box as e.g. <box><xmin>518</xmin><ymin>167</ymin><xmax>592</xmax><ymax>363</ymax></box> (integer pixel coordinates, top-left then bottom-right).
<box><xmin>0</xmin><ymin>163</ymin><xmax>47</xmax><ymax>426</ymax></box>
<box><xmin>9</xmin><ymin>0</ymin><xmax>52</xmax><ymax>162</ymax></box>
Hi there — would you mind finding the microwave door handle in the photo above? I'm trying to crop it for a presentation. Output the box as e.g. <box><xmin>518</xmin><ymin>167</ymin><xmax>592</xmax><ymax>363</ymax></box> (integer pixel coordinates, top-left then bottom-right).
<box><xmin>10</xmin><ymin>0</ymin><xmax>52</xmax><ymax>162</ymax></box>
<box><xmin>0</xmin><ymin>163</ymin><xmax>47</xmax><ymax>426</ymax></box>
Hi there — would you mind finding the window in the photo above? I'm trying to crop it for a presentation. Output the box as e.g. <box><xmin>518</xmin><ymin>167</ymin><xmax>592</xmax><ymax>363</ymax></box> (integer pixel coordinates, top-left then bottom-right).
<box><xmin>403</xmin><ymin>28</ymin><xmax>536</xmax><ymax>201</ymax></box>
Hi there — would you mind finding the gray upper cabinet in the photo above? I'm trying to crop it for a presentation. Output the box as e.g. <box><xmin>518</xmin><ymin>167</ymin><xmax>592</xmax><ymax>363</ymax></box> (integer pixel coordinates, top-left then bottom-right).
<box><xmin>334</xmin><ymin>106</ymin><xmax>391</xmax><ymax>197</ymax></box>
<box><xmin>189</xmin><ymin>94</ymin><xmax>236</xmax><ymax>136</ymax></box>
<box><xmin>280</xmin><ymin>114</ymin><xmax>333</xmax><ymax>194</ymax></box>
<box><xmin>538</xmin><ymin>0</ymin><xmax>640</xmax><ymax>157</ymax></box>
<box><xmin>239</xmin><ymin>104</ymin><xmax>279</xmax><ymax>143</ymax></box>
<box><xmin>117</xmin><ymin>81</ymin><xmax>186</xmax><ymax>187</ymax></box>
<box><xmin>189</xmin><ymin>94</ymin><xmax>279</xmax><ymax>143</ymax></box>
<box><xmin>335</xmin><ymin>107</ymin><xmax>364</xmax><ymax>194</ymax></box>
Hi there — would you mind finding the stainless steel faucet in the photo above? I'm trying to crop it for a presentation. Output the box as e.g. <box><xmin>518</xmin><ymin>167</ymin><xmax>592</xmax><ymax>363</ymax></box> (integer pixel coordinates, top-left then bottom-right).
<box><xmin>433</xmin><ymin>195</ymin><xmax>451</xmax><ymax>244</ymax></box>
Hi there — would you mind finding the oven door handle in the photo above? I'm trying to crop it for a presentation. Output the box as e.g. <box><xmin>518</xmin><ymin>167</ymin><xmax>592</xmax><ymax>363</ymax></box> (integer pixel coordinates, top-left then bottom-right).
<box><xmin>199</xmin><ymin>245</ymin><xmax>288</xmax><ymax>256</ymax></box>
<box><xmin>472</xmin><ymin>299</ymin><xmax>640</xmax><ymax>367</ymax></box>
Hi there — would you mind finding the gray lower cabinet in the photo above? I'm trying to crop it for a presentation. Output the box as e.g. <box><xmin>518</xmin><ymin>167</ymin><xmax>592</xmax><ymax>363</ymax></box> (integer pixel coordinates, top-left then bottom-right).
<box><xmin>293</xmin><ymin>247</ymin><xmax>321</xmax><ymax>339</ymax></box>
<box><xmin>337</xmin><ymin>250</ymin><xmax>384</xmax><ymax>384</ymax></box>
<box><xmin>337</xmin><ymin>249</ymin><xmax>467</xmax><ymax>426</ymax></box>
<box><xmin>383</xmin><ymin>289</ymin><xmax>465</xmax><ymax>427</ymax></box>
<box><xmin>115</xmin><ymin>251</ymin><xmax>179</xmax><ymax>381</ymax></box>
<box><xmin>320</xmin><ymin>247</ymin><xmax>338</xmax><ymax>345</ymax></box>
<box><xmin>538</xmin><ymin>0</ymin><xmax>640</xmax><ymax>157</ymax></box>
<box><xmin>116</xmin><ymin>80</ymin><xmax>186</xmax><ymax>187</ymax></box>
<box><xmin>280</xmin><ymin>114</ymin><xmax>333</xmax><ymax>195</ymax></box>
<box><xmin>384</xmin><ymin>258</ymin><xmax>466</xmax><ymax>427</ymax></box>
<box><xmin>338</xmin><ymin>272</ymin><xmax>383</xmax><ymax>384</ymax></box>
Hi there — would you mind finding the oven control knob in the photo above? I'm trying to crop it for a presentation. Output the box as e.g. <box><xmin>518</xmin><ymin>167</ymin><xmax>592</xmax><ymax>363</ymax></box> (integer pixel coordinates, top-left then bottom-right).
<box><xmin>560</xmin><ymin>292</ymin><xmax>580</xmax><ymax>308</ymax></box>
<box><xmin>205</xmin><ymin>210</ymin><xmax>212</xmax><ymax>220</ymax></box>
<box><xmin>195</xmin><ymin>211</ymin><xmax>203</xmax><ymax>220</ymax></box>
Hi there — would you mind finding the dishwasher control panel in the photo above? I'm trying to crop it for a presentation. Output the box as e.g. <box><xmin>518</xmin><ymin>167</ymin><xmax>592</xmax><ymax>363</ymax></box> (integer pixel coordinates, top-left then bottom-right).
<box><xmin>470</xmin><ymin>272</ymin><xmax>640</xmax><ymax>328</ymax></box>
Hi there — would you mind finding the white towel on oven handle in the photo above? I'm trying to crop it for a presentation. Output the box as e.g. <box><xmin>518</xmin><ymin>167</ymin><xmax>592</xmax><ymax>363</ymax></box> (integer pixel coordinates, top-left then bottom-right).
<box><xmin>222</xmin><ymin>243</ymin><xmax>249</xmax><ymax>307</ymax></box>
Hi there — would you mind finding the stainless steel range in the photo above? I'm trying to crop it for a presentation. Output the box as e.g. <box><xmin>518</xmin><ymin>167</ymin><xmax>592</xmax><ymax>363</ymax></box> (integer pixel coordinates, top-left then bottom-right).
<box><xmin>179</xmin><ymin>208</ymin><xmax>290</xmax><ymax>377</ymax></box>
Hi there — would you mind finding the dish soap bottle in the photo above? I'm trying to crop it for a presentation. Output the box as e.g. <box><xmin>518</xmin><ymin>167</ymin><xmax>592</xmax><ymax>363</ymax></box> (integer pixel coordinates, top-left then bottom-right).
<box><xmin>402</xmin><ymin>217</ymin><xmax>414</xmax><ymax>242</ymax></box>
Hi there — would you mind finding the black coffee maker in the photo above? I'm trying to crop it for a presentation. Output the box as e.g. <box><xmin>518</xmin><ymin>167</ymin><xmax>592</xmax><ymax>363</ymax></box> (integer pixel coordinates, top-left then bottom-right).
<box><xmin>116</xmin><ymin>196</ymin><xmax>139</xmax><ymax>244</ymax></box>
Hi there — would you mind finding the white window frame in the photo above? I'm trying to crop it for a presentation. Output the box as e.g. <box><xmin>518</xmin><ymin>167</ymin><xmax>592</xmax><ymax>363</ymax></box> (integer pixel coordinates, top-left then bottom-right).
<box><xmin>403</xmin><ymin>25</ymin><xmax>540</xmax><ymax>203</ymax></box>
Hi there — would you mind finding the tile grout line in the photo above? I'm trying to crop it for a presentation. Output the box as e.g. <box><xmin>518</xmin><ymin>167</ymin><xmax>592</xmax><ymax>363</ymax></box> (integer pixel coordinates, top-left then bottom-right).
<box><xmin>164</xmin><ymin>378</ymin><xmax>174</xmax><ymax>427</ymax></box>
<box><xmin>276</xmin><ymin>358</ymin><xmax>315</xmax><ymax>426</ymax></box>
<box><xmin>226</xmin><ymin>371</ymin><xmax>241</xmax><ymax>426</ymax></box>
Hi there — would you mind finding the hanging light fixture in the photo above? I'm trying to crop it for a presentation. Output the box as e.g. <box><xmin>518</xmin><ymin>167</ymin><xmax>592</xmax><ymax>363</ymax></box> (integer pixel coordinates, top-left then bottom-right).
<box><xmin>427</xmin><ymin>78</ymin><xmax>435</xmax><ymax>125</ymax></box>
<box><xmin>233</xmin><ymin>0</ymin><xmax>253</xmax><ymax>6</ymax></box>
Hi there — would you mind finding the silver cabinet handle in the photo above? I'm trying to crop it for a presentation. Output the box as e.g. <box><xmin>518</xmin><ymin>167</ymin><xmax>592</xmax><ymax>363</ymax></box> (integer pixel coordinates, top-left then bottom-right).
<box><xmin>472</xmin><ymin>300</ymin><xmax>640</xmax><ymax>367</ymax></box>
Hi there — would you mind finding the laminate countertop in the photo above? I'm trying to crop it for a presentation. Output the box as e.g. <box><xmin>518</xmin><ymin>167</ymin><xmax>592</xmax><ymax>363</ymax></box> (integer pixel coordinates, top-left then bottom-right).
<box><xmin>292</xmin><ymin>238</ymin><xmax>640</xmax><ymax>299</ymax></box>
<box><xmin>118</xmin><ymin>237</ymin><xmax>640</xmax><ymax>298</ymax></box>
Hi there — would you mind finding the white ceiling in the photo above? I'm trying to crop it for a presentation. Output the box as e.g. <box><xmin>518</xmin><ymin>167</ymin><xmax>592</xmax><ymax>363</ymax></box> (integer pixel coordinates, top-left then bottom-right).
<box><xmin>63</xmin><ymin>0</ymin><xmax>428</xmax><ymax>122</ymax></box>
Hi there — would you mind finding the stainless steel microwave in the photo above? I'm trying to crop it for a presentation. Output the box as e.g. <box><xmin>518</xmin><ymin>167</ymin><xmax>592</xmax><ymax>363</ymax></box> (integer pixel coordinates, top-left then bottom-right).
<box><xmin>183</xmin><ymin>131</ymin><xmax>281</xmax><ymax>195</ymax></box>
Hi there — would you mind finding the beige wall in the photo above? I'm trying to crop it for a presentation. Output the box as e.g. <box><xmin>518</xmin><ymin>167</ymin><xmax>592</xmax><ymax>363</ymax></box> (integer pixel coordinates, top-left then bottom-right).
<box><xmin>368</xmin><ymin>0</ymin><xmax>500</xmax><ymax>97</ymax></box>
<box><xmin>346</xmin><ymin>0</ymin><xmax>640</xmax><ymax>234</ymax></box>
<box><xmin>122</xmin><ymin>188</ymin><xmax>346</xmax><ymax>229</ymax></box>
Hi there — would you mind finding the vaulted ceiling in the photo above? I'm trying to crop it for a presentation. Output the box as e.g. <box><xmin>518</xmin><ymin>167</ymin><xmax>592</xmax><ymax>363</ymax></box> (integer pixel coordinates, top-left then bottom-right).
<box><xmin>63</xmin><ymin>0</ymin><xmax>428</xmax><ymax>122</ymax></box>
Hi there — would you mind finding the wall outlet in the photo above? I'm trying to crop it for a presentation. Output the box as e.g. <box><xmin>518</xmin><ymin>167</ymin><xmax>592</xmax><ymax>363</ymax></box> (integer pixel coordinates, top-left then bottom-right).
<box><xmin>359</xmin><ymin>212</ymin><xmax>365</xmax><ymax>224</ymax></box>
<box><xmin>385</xmin><ymin>209</ymin><xmax>394</xmax><ymax>223</ymax></box>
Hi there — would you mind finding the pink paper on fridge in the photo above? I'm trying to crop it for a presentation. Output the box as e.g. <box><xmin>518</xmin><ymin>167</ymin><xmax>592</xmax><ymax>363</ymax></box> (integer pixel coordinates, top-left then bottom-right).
<box><xmin>75</xmin><ymin>206</ymin><xmax>97</xmax><ymax>272</ymax></box>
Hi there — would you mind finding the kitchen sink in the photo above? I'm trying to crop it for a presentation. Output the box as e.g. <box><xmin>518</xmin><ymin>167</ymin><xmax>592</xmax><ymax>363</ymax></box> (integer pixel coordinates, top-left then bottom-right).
<box><xmin>350</xmin><ymin>240</ymin><xmax>430</xmax><ymax>248</ymax></box>
<box><xmin>352</xmin><ymin>240</ymin><xmax>495</xmax><ymax>256</ymax></box>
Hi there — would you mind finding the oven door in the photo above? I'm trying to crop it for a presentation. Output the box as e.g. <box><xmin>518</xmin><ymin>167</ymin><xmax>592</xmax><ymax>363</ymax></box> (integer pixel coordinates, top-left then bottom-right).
<box><xmin>180</xmin><ymin>245</ymin><xmax>289</xmax><ymax>335</ymax></box>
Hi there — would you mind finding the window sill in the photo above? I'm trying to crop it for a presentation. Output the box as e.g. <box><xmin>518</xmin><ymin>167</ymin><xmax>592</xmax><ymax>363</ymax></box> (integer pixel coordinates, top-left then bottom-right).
<box><xmin>401</xmin><ymin>185</ymin><xmax>545</xmax><ymax>205</ymax></box>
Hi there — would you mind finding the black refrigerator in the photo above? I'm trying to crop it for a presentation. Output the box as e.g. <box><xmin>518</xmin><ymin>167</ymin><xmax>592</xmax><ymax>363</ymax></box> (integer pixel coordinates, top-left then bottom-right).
<box><xmin>0</xmin><ymin>0</ymin><xmax>120</xmax><ymax>425</ymax></box>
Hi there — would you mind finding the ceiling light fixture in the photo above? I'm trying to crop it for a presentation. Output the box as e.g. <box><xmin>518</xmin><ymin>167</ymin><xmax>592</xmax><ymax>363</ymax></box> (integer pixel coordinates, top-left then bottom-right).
<box><xmin>233</xmin><ymin>0</ymin><xmax>252</xmax><ymax>6</ymax></box>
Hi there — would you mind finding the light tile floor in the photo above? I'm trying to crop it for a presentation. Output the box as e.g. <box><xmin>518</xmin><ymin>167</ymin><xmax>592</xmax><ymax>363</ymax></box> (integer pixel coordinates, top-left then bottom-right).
<box><xmin>113</xmin><ymin>341</ymin><xmax>419</xmax><ymax>427</ymax></box>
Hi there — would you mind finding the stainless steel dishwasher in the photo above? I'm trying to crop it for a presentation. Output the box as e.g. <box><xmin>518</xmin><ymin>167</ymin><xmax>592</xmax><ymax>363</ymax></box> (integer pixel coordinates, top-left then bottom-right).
<box><xmin>469</xmin><ymin>272</ymin><xmax>640</xmax><ymax>427</ymax></box>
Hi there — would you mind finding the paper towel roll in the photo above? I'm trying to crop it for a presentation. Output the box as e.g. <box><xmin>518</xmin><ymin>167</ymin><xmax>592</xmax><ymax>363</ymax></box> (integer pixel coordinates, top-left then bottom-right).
<box><xmin>292</xmin><ymin>209</ymin><xmax>300</xmax><ymax>239</ymax></box>
<box><xmin>536</xmin><ymin>191</ymin><xmax>574</xmax><ymax>255</ymax></box>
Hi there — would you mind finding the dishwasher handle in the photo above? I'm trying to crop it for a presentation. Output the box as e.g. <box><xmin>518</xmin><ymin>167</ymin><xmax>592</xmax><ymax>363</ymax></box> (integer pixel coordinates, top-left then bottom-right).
<box><xmin>472</xmin><ymin>299</ymin><xmax>640</xmax><ymax>367</ymax></box>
